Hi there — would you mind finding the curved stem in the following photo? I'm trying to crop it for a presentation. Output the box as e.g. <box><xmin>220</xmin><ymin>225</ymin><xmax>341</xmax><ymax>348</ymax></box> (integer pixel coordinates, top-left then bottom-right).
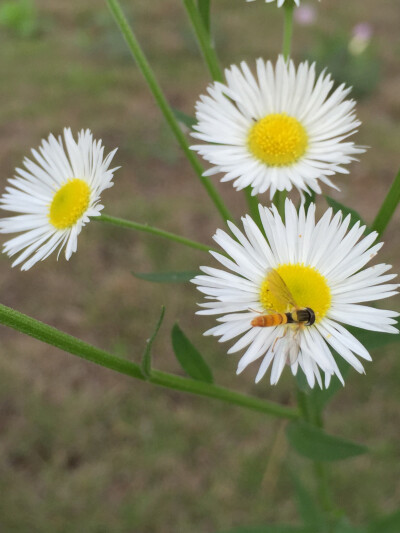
<box><xmin>97</xmin><ymin>213</ymin><xmax>216</xmax><ymax>254</ymax></box>
<box><xmin>282</xmin><ymin>1</ymin><xmax>295</xmax><ymax>60</ymax></box>
<box><xmin>0</xmin><ymin>303</ymin><xmax>299</xmax><ymax>420</ymax></box>
<box><xmin>183</xmin><ymin>0</ymin><xmax>223</xmax><ymax>82</ymax></box>
<box><xmin>105</xmin><ymin>0</ymin><xmax>234</xmax><ymax>224</ymax></box>
<box><xmin>371</xmin><ymin>167</ymin><xmax>400</xmax><ymax>237</ymax></box>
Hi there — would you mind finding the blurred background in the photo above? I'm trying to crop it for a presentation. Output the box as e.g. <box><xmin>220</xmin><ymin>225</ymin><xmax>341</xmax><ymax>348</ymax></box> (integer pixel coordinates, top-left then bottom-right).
<box><xmin>0</xmin><ymin>0</ymin><xmax>399</xmax><ymax>531</ymax></box>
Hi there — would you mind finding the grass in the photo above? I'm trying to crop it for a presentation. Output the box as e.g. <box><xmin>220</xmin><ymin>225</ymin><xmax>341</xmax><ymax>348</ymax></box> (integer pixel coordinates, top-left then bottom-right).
<box><xmin>0</xmin><ymin>0</ymin><xmax>399</xmax><ymax>531</ymax></box>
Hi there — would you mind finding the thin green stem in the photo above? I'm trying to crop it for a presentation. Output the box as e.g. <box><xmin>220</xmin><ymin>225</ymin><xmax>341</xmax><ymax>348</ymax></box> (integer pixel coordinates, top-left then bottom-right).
<box><xmin>304</xmin><ymin>190</ymin><xmax>316</xmax><ymax>211</ymax></box>
<box><xmin>183</xmin><ymin>0</ymin><xmax>223</xmax><ymax>82</ymax></box>
<box><xmin>297</xmin><ymin>389</ymin><xmax>336</xmax><ymax>530</ymax></box>
<box><xmin>197</xmin><ymin>0</ymin><xmax>211</xmax><ymax>34</ymax></box>
<box><xmin>105</xmin><ymin>0</ymin><xmax>233</xmax><ymax>224</ymax></box>
<box><xmin>282</xmin><ymin>0</ymin><xmax>295</xmax><ymax>60</ymax></box>
<box><xmin>98</xmin><ymin>213</ymin><xmax>216</xmax><ymax>254</ymax></box>
<box><xmin>371</xmin><ymin>167</ymin><xmax>400</xmax><ymax>237</ymax></box>
<box><xmin>0</xmin><ymin>303</ymin><xmax>299</xmax><ymax>420</ymax></box>
<box><xmin>244</xmin><ymin>187</ymin><xmax>263</xmax><ymax>230</ymax></box>
<box><xmin>273</xmin><ymin>190</ymin><xmax>287</xmax><ymax>220</ymax></box>
<box><xmin>150</xmin><ymin>370</ymin><xmax>299</xmax><ymax>419</ymax></box>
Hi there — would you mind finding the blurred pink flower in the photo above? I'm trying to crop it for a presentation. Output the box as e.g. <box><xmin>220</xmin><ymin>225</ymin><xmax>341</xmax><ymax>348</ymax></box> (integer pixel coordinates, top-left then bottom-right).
<box><xmin>349</xmin><ymin>23</ymin><xmax>373</xmax><ymax>55</ymax></box>
<box><xmin>352</xmin><ymin>23</ymin><xmax>373</xmax><ymax>41</ymax></box>
<box><xmin>294</xmin><ymin>5</ymin><xmax>317</xmax><ymax>26</ymax></box>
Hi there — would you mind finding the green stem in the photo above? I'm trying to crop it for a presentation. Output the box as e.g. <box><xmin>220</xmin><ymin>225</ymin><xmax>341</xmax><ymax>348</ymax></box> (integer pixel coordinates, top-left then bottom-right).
<box><xmin>282</xmin><ymin>0</ymin><xmax>295</xmax><ymax>60</ymax></box>
<box><xmin>183</xmin><ymin>0</ymin><xmax>223</xmax><ymax>82</ymax></box>
<box><xmin>244</xmin><ymin>187</ymin><xmax>263</xmax><ymax>230</ymax></box>
<box><xmin>297</xmin><ymin>389</ymin><xmax>335</xmax><ymax>530</ymax></box>
<box><xmin>105</xmin><ymin>0</ymin><xmax>233</xmax><ymax>224</ymax></box>
<box><xmin>304</xmin><ymin>190</ymin><xmax>316</xmax><ymax>211</ymax></box>
<box><xmin>197</xmin><ymin>0</ymin><xmax>211</xmax><ymax>34</ymax></box>
<box><xmin>150</xmin><ymin>370</ymin><xmax>299</xmax><ymax>419</ymax></box>
<box><xmin>371</xmin><ymin>167</ymin><xmax>400</xmax><ymax>237</ymax></box>
<box><xmin>98</xmin><ymin>213</ymin><xmax>215</xmax><ymax>254</ymax></box>
<box><xmin>0</xmin><ymin>303</ymin><xmax>299</xmax><ymax>420</ymax></box>
<box><xmin>273</xmin><ymin>190</ymin><xmax>287</xmax><ymax>220</ymax></box>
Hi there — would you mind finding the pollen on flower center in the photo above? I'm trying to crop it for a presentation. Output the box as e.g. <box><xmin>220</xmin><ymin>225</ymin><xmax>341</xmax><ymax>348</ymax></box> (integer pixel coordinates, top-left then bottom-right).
<box><xmin>48</xmin><ymin>178</ymin><xmax>90</xmax><ymax>230</ymax></box>
<box><xmin>248</xmin><ymin>113</ymin><xmax>308</xmax><ymax>166</ymax></box>
<box><xmin>260</xmin><ymin>264</ymin><xmax>331</xmax><ymax>323</ymax></box>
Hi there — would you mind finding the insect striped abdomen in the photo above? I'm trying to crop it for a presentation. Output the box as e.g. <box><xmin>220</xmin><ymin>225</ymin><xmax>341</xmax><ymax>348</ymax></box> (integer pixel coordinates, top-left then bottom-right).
<box><xmin>251</xmin><ymin>313</ymin><xmax>288</xmax><ymax>327</ymax></box>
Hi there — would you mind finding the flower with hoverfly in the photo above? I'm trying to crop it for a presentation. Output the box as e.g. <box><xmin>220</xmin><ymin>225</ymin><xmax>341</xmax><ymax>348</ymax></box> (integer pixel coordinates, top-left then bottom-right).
<box><xmin>193</xmin><ymin>200</ymin><xmax>398</xmax><ymax>388</ymax></box>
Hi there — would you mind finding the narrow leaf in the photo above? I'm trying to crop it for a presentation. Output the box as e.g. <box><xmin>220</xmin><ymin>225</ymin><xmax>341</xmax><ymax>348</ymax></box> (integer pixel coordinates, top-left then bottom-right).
<box><xmin>286</xmin><ymin>421</ymin><xmax>367</xmax><ymax>461</ymax></box>
<box><xmin>325</xmin><ymin>196</ymin><xmax>372</xmax><ymax>234</ymax></box>
<box><xmin>311</xmin><ymin>327</ymin><xmax>400</xmax><ymax>412</ymax></box>
<box><xmin>172</xmin><ymin>108</ymin><xmax>197</xmax><ymax>130</ymax></box>
<box><xmin>171</xmin><ymin>323</ymin><xmax>213</xmax><ymax>383</ymax></box>
<box><xmin>372</xmin><ymin>167</ymin><xmax>400</xmax><ymax>237</ymax></box>
<box><xmin>290</xmin><ymin>470</ymin><xmax>327</xmax><ymax>531</ymax></box>
<box><xmin>347</xmin><ymin>326</ymin><xmax>400</xmax><ymax>350</ymax></box>
<box><xmin>132</xmin><ymin>271</ymin><xmax>199</xmax><ymax>283</ymax></box>
<box><xmin>141</xmin><ymin>306</ymin><xmax>165</xmax><ymax>377</ymax></box>
<box><xmin>310</xmin><ymin>356</ymin><xmax>350</xmax><ymax>412</ymax></box>
<box><xmin>368</xmin><ymin>509</ymin><xmax>400</xmax><ymax>533</ymax></box>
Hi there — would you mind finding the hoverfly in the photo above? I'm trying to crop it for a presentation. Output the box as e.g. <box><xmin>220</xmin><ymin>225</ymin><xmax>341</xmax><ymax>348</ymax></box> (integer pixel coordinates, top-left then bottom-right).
<box><xmin>251</xmin><ymin>269</ymin><xmax>315</xmax><ymax>328</ymax></box>
<box><xmin>250</xmin><ymin>269</ymin><xmax>315</xmax><ymax>365</ymax></box>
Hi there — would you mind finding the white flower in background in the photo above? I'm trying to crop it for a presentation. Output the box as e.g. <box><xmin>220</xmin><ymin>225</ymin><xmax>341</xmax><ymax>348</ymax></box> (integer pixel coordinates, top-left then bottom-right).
<box><xmin>246</xmin><ymin>0</ymin><xmax>300</xmax><ymax>6</ymax></box>
<box><xmin>193</xmin><ymin>200</ymin><xmax>398</xmax><ymax>388</ymax></box>
<box><xmin>0</xmin><ymin>128</ymin><xmax>118</xmax><ymax>270</ymax></box>
<box><xmin>191</xmin><ymin>56</ymin><xmax>364</xmax><ymax>199</ymax></box>
<box><xmin>246</xmin><ymin>0</ymin><xmax>320</xmax><ymax>6</ymax></box>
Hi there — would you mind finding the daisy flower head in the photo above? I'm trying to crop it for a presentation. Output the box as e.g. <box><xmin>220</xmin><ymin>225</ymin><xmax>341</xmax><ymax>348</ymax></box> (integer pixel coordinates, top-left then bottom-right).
<box><xmin>0</xmin><ymin>128</ymin><xmax>118</xmax><ymax>270</ymax></box>
<box><xmin>193</xmin><ymin>200</ymin><xmax>398</xmax><ymax>388</ymax></box>
<box><xmin>191</xmin><ymin>56</ymin><xmax>364</xmax><ymax>199</ymax></box>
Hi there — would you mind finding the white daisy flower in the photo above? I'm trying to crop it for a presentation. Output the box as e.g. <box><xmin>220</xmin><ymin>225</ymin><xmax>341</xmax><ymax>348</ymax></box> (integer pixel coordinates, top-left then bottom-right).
<box><xmin>0</xmin><ymin>128</ymin><xmax>118</xmax><ymax>270</ymax></box>
<box><xmin>192</xmin><ymin>200</ymin><xmax>398</xmax><ymax>388</ymax></box>
<box><xmin>191</xmin><ymin>56</ymin><xmax>364</xmax><ymax>199</ymax></box>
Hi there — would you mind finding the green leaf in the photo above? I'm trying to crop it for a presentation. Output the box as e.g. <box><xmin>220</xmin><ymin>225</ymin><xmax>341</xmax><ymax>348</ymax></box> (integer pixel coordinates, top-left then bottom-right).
<box><xmin>290</xmin><ymin>470</ymin><xmax>327</xmax><ymax>531</ymax></box>
<box><xmin>172</xmin><ymin>108</ymin><xmax>197</xmax><ymax>130</ymax></box>
<box><xmin>216</xmin><ymin>527</ymin><xmax>312</xmax><ymax>533</ymax></box>
<box><xmin>347</xmin><ymin>326</ymin><xmax>400</xmax><ymax>350</ymax></box>
<box><xmin>141</xmin><ymin>306</ymin><xmax>165</xmax><ymax>378</ymax></box>
<box><xmin>372</xmin><ymin>167</ymin><xmax>400</xmax><ymax>237</ymax></box>
<box><xmin>325</xmin><ymin>196</ymin><xmax>373</xmax><ymax>234</ymax></box>
<box><xmin>368</xmin><ymin>509</ymin><xmax>400</xmax><ymax>533</ymax></box>
<box><xmin>309</xmin><ymin>324</ymin><xmax>400</xmax><ymax>413</ymax></box>
<box><xmin>286</xmin><ymin>421</ymin><xmax>368</xmax><ymax>462</ymax></box>
<box><xmin>171</xmin><ymin>323</ymin><xmax>213</xmax><ymax>383</ymax></box>
<box><xmin>132</xmin><ymin>271</ymin><xmax>199</xmax><ymax>283</ymax></box>
<box><xmin>310</xmin><ymin>356</ymin><xmax>350</xmax><ymax>412</ymax></box>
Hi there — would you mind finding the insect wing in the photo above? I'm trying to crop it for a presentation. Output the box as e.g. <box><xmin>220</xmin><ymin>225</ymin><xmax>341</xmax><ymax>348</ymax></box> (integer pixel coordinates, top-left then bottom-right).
<box><xmin>266</xmin><ymin>269</ymin><xmax>298</xmax><ymax>310</ymax></box>
<box><xmin>286</xmin><ymin>332</ymin><xmax>300</xmax><ymax>366</ymax></box>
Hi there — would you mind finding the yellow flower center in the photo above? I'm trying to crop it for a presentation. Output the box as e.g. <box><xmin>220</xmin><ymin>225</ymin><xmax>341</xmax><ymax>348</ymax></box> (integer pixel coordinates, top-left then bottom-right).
<box><xmin>260</xmin><ymin>264</ymin><xmax>331</xmax><ymax>323</ymax></box>
<box><xmin>48</xmin><ymin>179</ymin><xmax>90</xmax><ymax>230</ymax></box>
<box><xmin>248</xmin><ymin>113</ymin><xmax>308</xmax><ymax>166</ymax></box>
